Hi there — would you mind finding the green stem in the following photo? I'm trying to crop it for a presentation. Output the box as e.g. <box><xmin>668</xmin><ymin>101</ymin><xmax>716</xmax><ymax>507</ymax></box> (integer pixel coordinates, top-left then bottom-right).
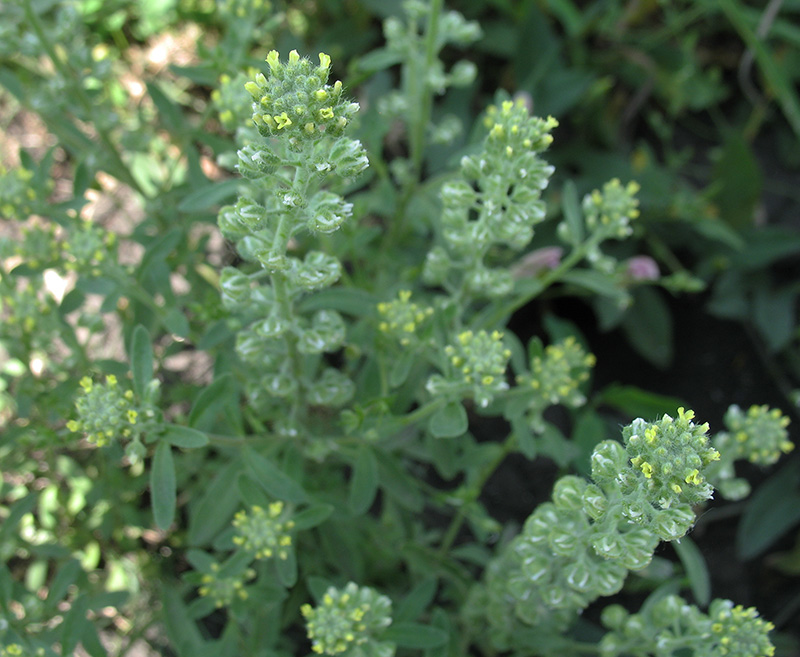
<box><xmin>476</xmin><ymin>234</ymin><xmax>602</xmax><ymax>330</ymax></box>
<box><xmin>438</xmin><ymin>432</ymin><xmax>517</xmax><ymax>556</ymax></box>
<box><xmin>22</xmin><ymin>0</ymin><xmax>146</xmax><ymax>196</ymax></box>
<box><xmin>410</xmin><ymin>0</ymin><xmax>444</xmax><ymax>180</ymax></box>
<box><xmin>383</xmin><ymin>0</ymin><xmax>445</xmax><ymax>250</ymax></box>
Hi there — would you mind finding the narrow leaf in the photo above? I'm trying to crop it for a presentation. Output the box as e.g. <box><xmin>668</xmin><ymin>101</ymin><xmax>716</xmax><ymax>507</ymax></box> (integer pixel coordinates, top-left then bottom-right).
<box><xmin>395</xmin><ymin>578</ymin><xmax>438</xmax><ymax>623</ymax></box>
<box><xmin>738</xmin><ymin>464</ymin><xmax>800</xmax><ymax>559</ymax></box>
<box><xmin>275</xmin><ymin>548</ymin><xmax>298</xmax><ymax>588</ymax></box>
<box><xmin>348</xmin><ymin>445</ymin><xmax>379</xmax><ymax>515</ymax></box>
<box><xmin>561</xmin><ymin>179</ymin><xmax>584</xmax><ymax>244</ymax></box>
<box><xmin>243</xmin><ymin>447</ymin><xmax>309</xmax><ymax>504</ymax></box>
<box><xmin>159</xmin><ymin>424</ymin><xmax>209</xmax><ymax>449</ymax></box>
<box><xmin>177</xmin><ymin>179</ymin><xmax>239</xmax><ymax>212</ymax></box>
<box><xmin>47</xmin><ymin>558</ymin><xmax>82</xmax><ymax>604</ymax></box>
<box><xmin>189</xmin><ymin>373</ymin><xmax>235</xmax><ymax>429</ymax></box>
<box><xmin>146</xmin><ymin>80</ymin><xmax>184</xmax><ymax>134</ymax></box>
<box><xmin>151</xmin><ymin>440</ymin><xmax>176</xmax><ymax>530</ymax></box>
<box><xmin>293</xmin><ymin>504</ymin><xmax>334</xmax><ymax>531</ymax></box>
<box><xmin>188</xmin><ymin>460</ymin><xmax>241</xmax><ymax>545</ymax></box>
<box><xmin>382</xmin><ymin>622</ymin><xmax>448</xmax><ymax>649</ymax></box>
<box><xmin>673</xmin><ymin>537</ymin><xmax>710</xmax><ymax>606</ymax></box>
<box><xmin>130</xmin><ymin>325</ymin><xmax>153</xmax><ymax>399</ymax></box>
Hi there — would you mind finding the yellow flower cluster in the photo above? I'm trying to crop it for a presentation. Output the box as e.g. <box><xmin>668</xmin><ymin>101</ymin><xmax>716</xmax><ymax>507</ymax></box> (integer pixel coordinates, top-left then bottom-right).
<box><xmin>523</xmin><ymin>336</ymin><xmax>595</xmax><ymax>404</ymax></box>
<box><xmin>198</xmin><ymin>562</ymin><xmax>256</xmax><ymax>608</ymax></box>
<box><xmin>301</xmin><ymin>582</ymin><xmax>393</xmax><ymax>656</ymax></box>
<box><xmin>725</xmin><ymin>404</ymin><xmax>793</xmax><ymax>465</ymax></box>
<box><xmin>232</xmin><ymin>502</ymin><xmax>295</xmax><ymax>560</ymax></box>
<box><xmin>66</xmin><ymin>375</ymin><xmax>138</xmax><ymax>446</ymax></box>
<box><xmin>377</xmin><ymin>290</ymin><xmax>433</xmax><ymax>346</ymax></box>
<box><xmin>445</xmin><ymin>330</ymin><xmax>511</xmax><ymax>388</ymax></box>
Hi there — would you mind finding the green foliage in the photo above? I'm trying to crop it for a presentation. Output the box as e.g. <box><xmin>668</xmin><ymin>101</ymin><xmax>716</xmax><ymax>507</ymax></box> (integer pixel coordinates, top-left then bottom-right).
<box><xmin>1</xmin><ymin>1</ymin><xmax>798</xmax><ymax>656</ymax></box>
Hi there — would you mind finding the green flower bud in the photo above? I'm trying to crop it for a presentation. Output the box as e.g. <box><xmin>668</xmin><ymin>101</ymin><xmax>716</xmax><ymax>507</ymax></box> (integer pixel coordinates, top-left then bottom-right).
<box><xmin>297</xmin><ymin>310</ymin><xmax>346</xmax><ymax>354</ymax></box>
<box><xmin>328</xmin><ymin>137</ymin><xmax>370</xmax><ymax>177</ymax></box>
<box><xmin>422</xmin><ymin>246</ymin><xmax>451</xmax><ymax>285</ymax></box>
<box><xmin>253</xmin><ymin>314</ymin><xmax>292</xmax><ymax>339</ymax></box>
<box><xmin>306</xmin><ymin>368</ymin><xmax>354</xmax><ymax>407</ymax></box>
<box><xmin>306</xmin><ymin>191</ymin><xmax>353</xmax><ymax>234</ymax></box>
<box><xmin>718</xmin><ymin>404</ymin><xmax>793</xmax><ymax>466</ymax></box>
<box><xmin>583</xmin><ymin>178</ymin><xmax>640</xmax><ymax>239</ymax></box>
<box><xmin>552</xmin><ymin>475</ymin><xmax>588</xmax><ymax>512</ymax></box>
<box><xmin>290</xmin><ymin>251</ymin><xmax>342</xmax><ymax>290</ymax></box>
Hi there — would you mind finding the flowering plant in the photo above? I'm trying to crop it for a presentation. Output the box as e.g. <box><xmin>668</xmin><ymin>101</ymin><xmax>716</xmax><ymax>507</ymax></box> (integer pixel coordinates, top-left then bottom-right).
<box><xmin>0</xmin><ymin>2</ymin><xmax>795</xmax><ymax>656</ymax></box>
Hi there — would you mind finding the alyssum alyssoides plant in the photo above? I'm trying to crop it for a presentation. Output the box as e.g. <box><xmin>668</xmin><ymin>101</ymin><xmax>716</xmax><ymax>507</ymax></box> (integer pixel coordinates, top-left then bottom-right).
<box><xmin>195</xmin><ymin>45</ymin><xmax>789</xmax><ymax>657</ymax></box>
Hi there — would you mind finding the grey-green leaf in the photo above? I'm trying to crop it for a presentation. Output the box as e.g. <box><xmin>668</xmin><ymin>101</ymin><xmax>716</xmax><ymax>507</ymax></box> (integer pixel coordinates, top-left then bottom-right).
<box><xmin>429</xmin><ymin>401</ymin><xmax>468</xmax><ymax>438</ymax></box>
<box><xmin>130</xmin><ymin>325</ymin><xmax>153</xmax><ymax>399</ymax></box>
<box><xmin>151</xmin><ymin>440</ymin><xmax>176</xmax><ymax>531</ymax></box>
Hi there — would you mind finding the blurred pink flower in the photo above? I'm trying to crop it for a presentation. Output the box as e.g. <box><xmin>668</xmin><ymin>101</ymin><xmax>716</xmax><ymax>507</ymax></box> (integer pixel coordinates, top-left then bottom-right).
<box><xmin>625</xmin><ymin>255</ymin><xmax>660</xmax><ymax>281</ymax></box>
<box><xmin>513</xmin><ymin>246</ymin><xmax>563</xmax><ymax>278</ymax></box>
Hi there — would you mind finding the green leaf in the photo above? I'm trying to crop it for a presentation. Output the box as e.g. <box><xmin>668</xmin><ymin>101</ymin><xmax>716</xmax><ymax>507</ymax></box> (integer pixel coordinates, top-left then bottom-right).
<box><xmin>598</xmin><ymin>384</ymin><xmax>687</xmax><ymax>421</ymax></box>
<box><xmin>237</xmin><ymin>472</ymin><xmax>271</xmax><ymax>508</ymax></box>
<box><xmin>275</xmin><ymin>548</ymin><xmax>298</xmax><ymax>588</ymax></box>
<box><xmin>297</xmin><ymin>287</ymin><xmax>378</xmax><ymax>316</ymax></box>
<box><xmin>510</xmin><ymin>415</ymin><xmax>537</xmax><ymax>460</ymax></box>
<box><xmin>137</xmin><ymin>228</ymin><xmax>183</xmax><ymax>284</ymax></box>
<box><xmin>673</xmin><ymin>537</ymin><xmax>710</xmax><ymax>606</ymax></box>
<box><xmin>348</xmin><ymin>445</ymin><xmax>379</xmax><ymax>515</ymax></box>
<box><xmin>428</xmin><ymin>401</ymin><xmax>468</xmax><ymax>438</ymax></box>
<box><xmin>163</xmin><ymin>307</ymin><xmax>190</xmax><ymax>338</ymax></box>
<box><xmin>151</xmin><ymin>440</ymin><xmax>176</xmax><ymax>531</ymax></box>
<box><xmin>382</xmin><ymin>622</ymin><xmax>448</xmax><ymax>649</ymax></box>
<box><xmin>572</xmin><ymin>409</ymin><xmax>607</xmax><ymax>477</ymax></box>
<box><xmin>243</xmin><ymin>447</ymin><xmax>309</xmax><ymax>504</ymax></box>
<box><xmin>738</xmin><ymin>463</ymin><xmax>800</xmax><ymax>559</ymax></box>
<box><xmin>47</xmin><ymin>558</ymin><xmax>82</xmax><ymax>605</ymax></box>
<box><xmin>129</xmin><ymin>325</ymin><xmax>153</xmax><ymax>399</ymax></box>
<box><xmin>0</xmin><ymin>563</ymin><xmax>13</xmax><ymax>607</ymax></box>
<box><xmin>620</xmin><ymin>286</ymin><xmax>673</xmax><ymax>369</ymax></box>
<box><xmin>146</xmin><ymin>80</ymin><xmax>185</xmax><ymax>135</ymax></box>
<box><xmin>293</xmin><ymin>504</ymin><xmax>334</xmax><ymax>530</ymax></box>
<box><xmin>159</xmin><ymin>424</ymin><xmax>209</xmax><ymax>449</ymax></box>
<box><xmin>60</xmin><ymin>594</ymin><xmax>89</xmax><ymax>655</ymax></box>
<box><xmin>395</xmin><ymin>578</ymin><xmax>438</xmax><ymax>623</ymax></box>
<box><xmin>189</xmin><ymin>373</ymin><xmax>235</xmax><ymax>429</ymax></box>
<box><xmin>710</xmin><ymin>132</ymin><xmax>762</xmax><ymax>230</ymax></box>
<box><xmin>188</xmin><ymin>460</ymin><xmax>241</xmax><ymax>546</ymax></box>
<box><xmin>162</xmin><ymin>587</ymin><xmax>205</xmax><ymax>653</ymax></box>
<box><xmin>753</xmin><ymin>286</ymin><xmax>796</xmax><ymax>352</ymax></box>
<box><xmin>389</xmin><ymin>350</ymin><xmax>415</xmax><ymax>388</ymax></box>
<box><xmin>375</xmin><ymin>451</ymin><xmax>424</xmax><ymax>512</ymax></box>
<box><xmin>177</xmin><ymin>178</ymin><xmax>240</xmax><ymax>212</ymax></box>
<box><xmin>561</xmin><ymin>269</ymin><xmax>624</xmax><ymax>299</ymax></box>
<box><xmin>0</xmin><ymin>494</ymin><xmax>36</xmax><ymax>543</ymax></box>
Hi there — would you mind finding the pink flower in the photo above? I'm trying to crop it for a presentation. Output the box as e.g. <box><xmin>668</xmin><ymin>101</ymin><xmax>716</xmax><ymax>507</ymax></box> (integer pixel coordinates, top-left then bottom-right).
<box><xmin>513</xmin><ymin>246</ymin><xmax>563</xmax><ymax>278</ymax></box>
<box><xmin>625</xmin><ymin>256</ymin><xmax>660</xmax><ymax>281</ymax></box>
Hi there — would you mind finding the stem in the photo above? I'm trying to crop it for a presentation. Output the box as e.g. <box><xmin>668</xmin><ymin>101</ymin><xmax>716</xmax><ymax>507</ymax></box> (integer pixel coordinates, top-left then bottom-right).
<box><xmin>382</xmin><ymin>0</ymin><xmax>445</xmax><ymax>250</ymax></box>
<box><xmin>438</xmin><ymin>432</ymin><xmax>516</xmax><ymax>556</ymax></box>
<box><xmin>410</xmin><ymin>0</ymin><xmax>444</xmax><ymax>180</ymax></box>
<box><xmin>22</xmin><ymin>0</ymin><xmax>146</xmax><ymax>196</ymax></box>
<box><xmin>476</xmin><ymin>234</ymin><xmax>602</xmax><ymax>330</ymax></box>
